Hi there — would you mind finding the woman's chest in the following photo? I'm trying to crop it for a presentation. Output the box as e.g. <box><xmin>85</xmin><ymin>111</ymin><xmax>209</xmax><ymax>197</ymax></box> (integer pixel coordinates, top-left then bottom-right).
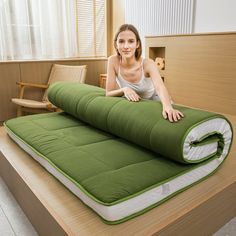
<box><xmin>120</xmin><ymin>66</ymin><xmax>142</xmax><ymax>83</ymax></box>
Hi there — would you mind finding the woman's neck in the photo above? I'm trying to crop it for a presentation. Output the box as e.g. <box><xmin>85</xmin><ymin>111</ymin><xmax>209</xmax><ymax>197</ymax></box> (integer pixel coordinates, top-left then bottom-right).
<box><xmin>120</xmin><ymin>56</ymin><xmax>141</xmax><ymax>69</ymax></box>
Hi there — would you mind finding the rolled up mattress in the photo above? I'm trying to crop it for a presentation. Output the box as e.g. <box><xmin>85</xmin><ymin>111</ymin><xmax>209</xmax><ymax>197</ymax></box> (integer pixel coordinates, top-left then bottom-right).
<box><xmin>4</xmin><ymin>81</ymin><xmax>234</xmax><ymax>224</ymax></box>
<box><xmin>48</xmin><ymin>82</ymin><xmax>233</xmax><ymax>164</ymax></box>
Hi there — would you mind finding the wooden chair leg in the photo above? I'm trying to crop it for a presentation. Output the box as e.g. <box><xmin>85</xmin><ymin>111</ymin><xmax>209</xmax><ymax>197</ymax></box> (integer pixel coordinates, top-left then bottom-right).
<box><xmin>17</xmin><ymin>106</ymin><xmax>23</xmax><ymax>117</ymax></box>
<box><xmin>55</xmin><ymin>108</ymin><xmax>62</xmax><ymax>112</ymax></box>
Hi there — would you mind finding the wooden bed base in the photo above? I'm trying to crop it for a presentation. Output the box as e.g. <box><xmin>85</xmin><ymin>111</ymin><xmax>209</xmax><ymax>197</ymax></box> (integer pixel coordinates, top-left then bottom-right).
<box><xmin>0</xmin><ymin>115</ymin><xmax>236</xmax><ymax>236</ymax></box>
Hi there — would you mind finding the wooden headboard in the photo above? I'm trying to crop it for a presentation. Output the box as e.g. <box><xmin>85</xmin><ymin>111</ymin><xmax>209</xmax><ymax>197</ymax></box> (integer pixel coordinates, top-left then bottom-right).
<box><xmin>145</xmin><ymin>32</ymin><xmax>236</xmax><ymax>115</ymax></box>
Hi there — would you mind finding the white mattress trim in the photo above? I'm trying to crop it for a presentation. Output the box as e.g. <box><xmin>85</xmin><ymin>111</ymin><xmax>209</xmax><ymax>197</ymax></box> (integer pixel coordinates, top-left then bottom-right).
<box><xmin>5</xmin><ymin>117</ymin><xmax>232</xmax><ymax>222</ymax></box>
<box><xmin>183</xmin><ymin>118</ymin><xmax>232</xmax><ymax>161</ymax></box>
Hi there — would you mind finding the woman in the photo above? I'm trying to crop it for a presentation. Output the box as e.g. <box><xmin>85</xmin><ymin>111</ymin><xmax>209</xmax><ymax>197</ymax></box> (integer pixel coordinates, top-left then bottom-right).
<box><xmin>106</xmin><ymin>24</ymin><xmax>184</xmax><ymax>122</ymax></box>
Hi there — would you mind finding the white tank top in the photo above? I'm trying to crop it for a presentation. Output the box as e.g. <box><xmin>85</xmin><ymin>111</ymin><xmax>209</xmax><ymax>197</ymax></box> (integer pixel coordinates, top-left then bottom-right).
<box><xmin>116</xmin><ymin>58</ymin><xmax>160</xmax><ymax>100</ymax></box>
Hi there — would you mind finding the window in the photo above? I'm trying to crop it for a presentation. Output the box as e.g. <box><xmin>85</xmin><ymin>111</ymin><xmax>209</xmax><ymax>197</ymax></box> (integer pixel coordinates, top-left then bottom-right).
<box><xmin>0</xmin><ymin>0</ymin><xmax>106</xmax><ymax>60</ymax></box>
<box><xmin>76</xmin><ymin>0</ymin><xmax>106</xmax><ymax>57</ymax></box>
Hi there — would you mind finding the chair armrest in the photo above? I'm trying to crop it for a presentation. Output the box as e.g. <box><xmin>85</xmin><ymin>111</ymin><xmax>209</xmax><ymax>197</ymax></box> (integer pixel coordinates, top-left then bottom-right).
<box><xmin>16</xmin><ymin>81</ymin><xmax>49</xmax><ymax>89</ymax></box>
<box><xmin>16</xmin><ymin>82</ymin><xmax>49</xmax><ymax>99</ymax></box>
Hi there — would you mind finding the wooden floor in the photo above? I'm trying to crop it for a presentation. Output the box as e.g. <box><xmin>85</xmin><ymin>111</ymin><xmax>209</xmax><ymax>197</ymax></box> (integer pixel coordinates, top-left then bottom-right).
<box><xmin>0</xmin><ymin>115</ymin><xmax>236</xmax><ymax>236</ymax></box>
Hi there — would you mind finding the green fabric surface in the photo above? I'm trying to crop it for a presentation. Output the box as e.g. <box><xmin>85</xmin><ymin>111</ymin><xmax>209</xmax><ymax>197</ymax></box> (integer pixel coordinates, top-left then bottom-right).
<box><xmin>48</xmin><ymin>82</ymin><xmax>233</xmax><ymax>164</ymax></box>
<box><xmin>5</xmin><ymin>112</ymin><xmax>191</xmax><ymax>204</ymax></box>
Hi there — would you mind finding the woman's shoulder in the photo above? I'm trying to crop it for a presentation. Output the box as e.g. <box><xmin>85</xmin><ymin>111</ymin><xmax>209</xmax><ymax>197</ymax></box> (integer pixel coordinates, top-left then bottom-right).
<box><xmin>143</xmin><ymin>57</ymin><xmax>156</xmax><ymax>70</ymax></box>
<box><xmin>143</xmin><ymin>57</ymin><xmax>155</xmax><ymax>65</ymax></box>
<box><xmin>108</xmin><ymin>54</ymin><xmax>120</xmax><ymax>64</ymax></box>
<box><xmin>107</xmin><ymin>55</ymin><xmax>120</xmax><ymax>75</ymax></box>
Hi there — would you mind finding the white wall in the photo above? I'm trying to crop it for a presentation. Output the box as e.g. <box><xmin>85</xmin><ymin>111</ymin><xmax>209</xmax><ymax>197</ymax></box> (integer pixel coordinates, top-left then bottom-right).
<box><xmin>194</xmin><ymin>0</ymin><xmax>236</xmax><ymax>33</ymax></box>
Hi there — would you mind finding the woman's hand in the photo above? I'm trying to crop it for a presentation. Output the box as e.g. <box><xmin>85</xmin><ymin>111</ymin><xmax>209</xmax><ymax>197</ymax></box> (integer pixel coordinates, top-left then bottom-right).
<box><xmin>162</xmin><ymin>105</ymin><xmax>184</xmax><ymax>122</ymax></box>
<box><xmin>123</xmin><ymin>87</ymin><xmax>141</xmax><ymax>102</ymax></box>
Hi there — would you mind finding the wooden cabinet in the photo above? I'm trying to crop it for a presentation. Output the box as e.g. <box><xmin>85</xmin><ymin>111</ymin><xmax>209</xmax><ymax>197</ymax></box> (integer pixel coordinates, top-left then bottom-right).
<box><xmin>145</xmin><ymin>32</ymin><xmax>236</xmax><ymax>115</ymax></box>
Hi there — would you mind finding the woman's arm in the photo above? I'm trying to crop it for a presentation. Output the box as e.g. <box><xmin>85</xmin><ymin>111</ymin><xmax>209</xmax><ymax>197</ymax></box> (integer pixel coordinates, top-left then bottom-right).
<box><xmin>146</xmin><ymin>59</ymin><xmax>184</xmax><ymax>122</ymax></box>
<box><xmin>105</xmin><ymin>56</ymin><xmax>140</xmax><ymax>101</ymax></box>
<box><xmin>105</xmin><ymin>56</ymin><xmax>123</xmax><ymax>97</ymax></box>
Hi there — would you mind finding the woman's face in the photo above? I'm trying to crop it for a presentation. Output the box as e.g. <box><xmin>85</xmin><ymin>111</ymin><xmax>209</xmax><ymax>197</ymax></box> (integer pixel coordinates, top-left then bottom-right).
<box><xmin>116</xmin><ymin>30</ymin><xmax>139</xmax><ymax>59</ymax></box>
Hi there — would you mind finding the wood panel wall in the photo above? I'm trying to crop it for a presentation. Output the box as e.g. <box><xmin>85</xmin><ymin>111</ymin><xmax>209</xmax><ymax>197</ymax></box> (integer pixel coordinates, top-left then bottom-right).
<box><xmin>145</xmin><ymin>32</ymin><xmax>236</xmax><ymax>115</ymax></box>
<box><xmin>0</xmin><ymin>59</ymin><xmax>107</xmax><ymax>122</ymax></box>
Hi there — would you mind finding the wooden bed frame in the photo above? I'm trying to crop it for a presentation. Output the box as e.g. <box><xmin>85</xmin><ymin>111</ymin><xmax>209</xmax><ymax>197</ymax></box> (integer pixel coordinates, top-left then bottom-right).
<box><xmin>0</xmin><ymin>114</ymin><xmax>235</xmax><ymax>236</ymax></box>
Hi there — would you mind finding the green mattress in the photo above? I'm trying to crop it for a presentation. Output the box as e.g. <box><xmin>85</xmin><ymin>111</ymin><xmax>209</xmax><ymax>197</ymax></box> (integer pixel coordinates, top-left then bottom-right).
<box><xmin>4</xmin><ymin>82</ymin><xmax>233</xmax><ymax>224</ymax></box>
